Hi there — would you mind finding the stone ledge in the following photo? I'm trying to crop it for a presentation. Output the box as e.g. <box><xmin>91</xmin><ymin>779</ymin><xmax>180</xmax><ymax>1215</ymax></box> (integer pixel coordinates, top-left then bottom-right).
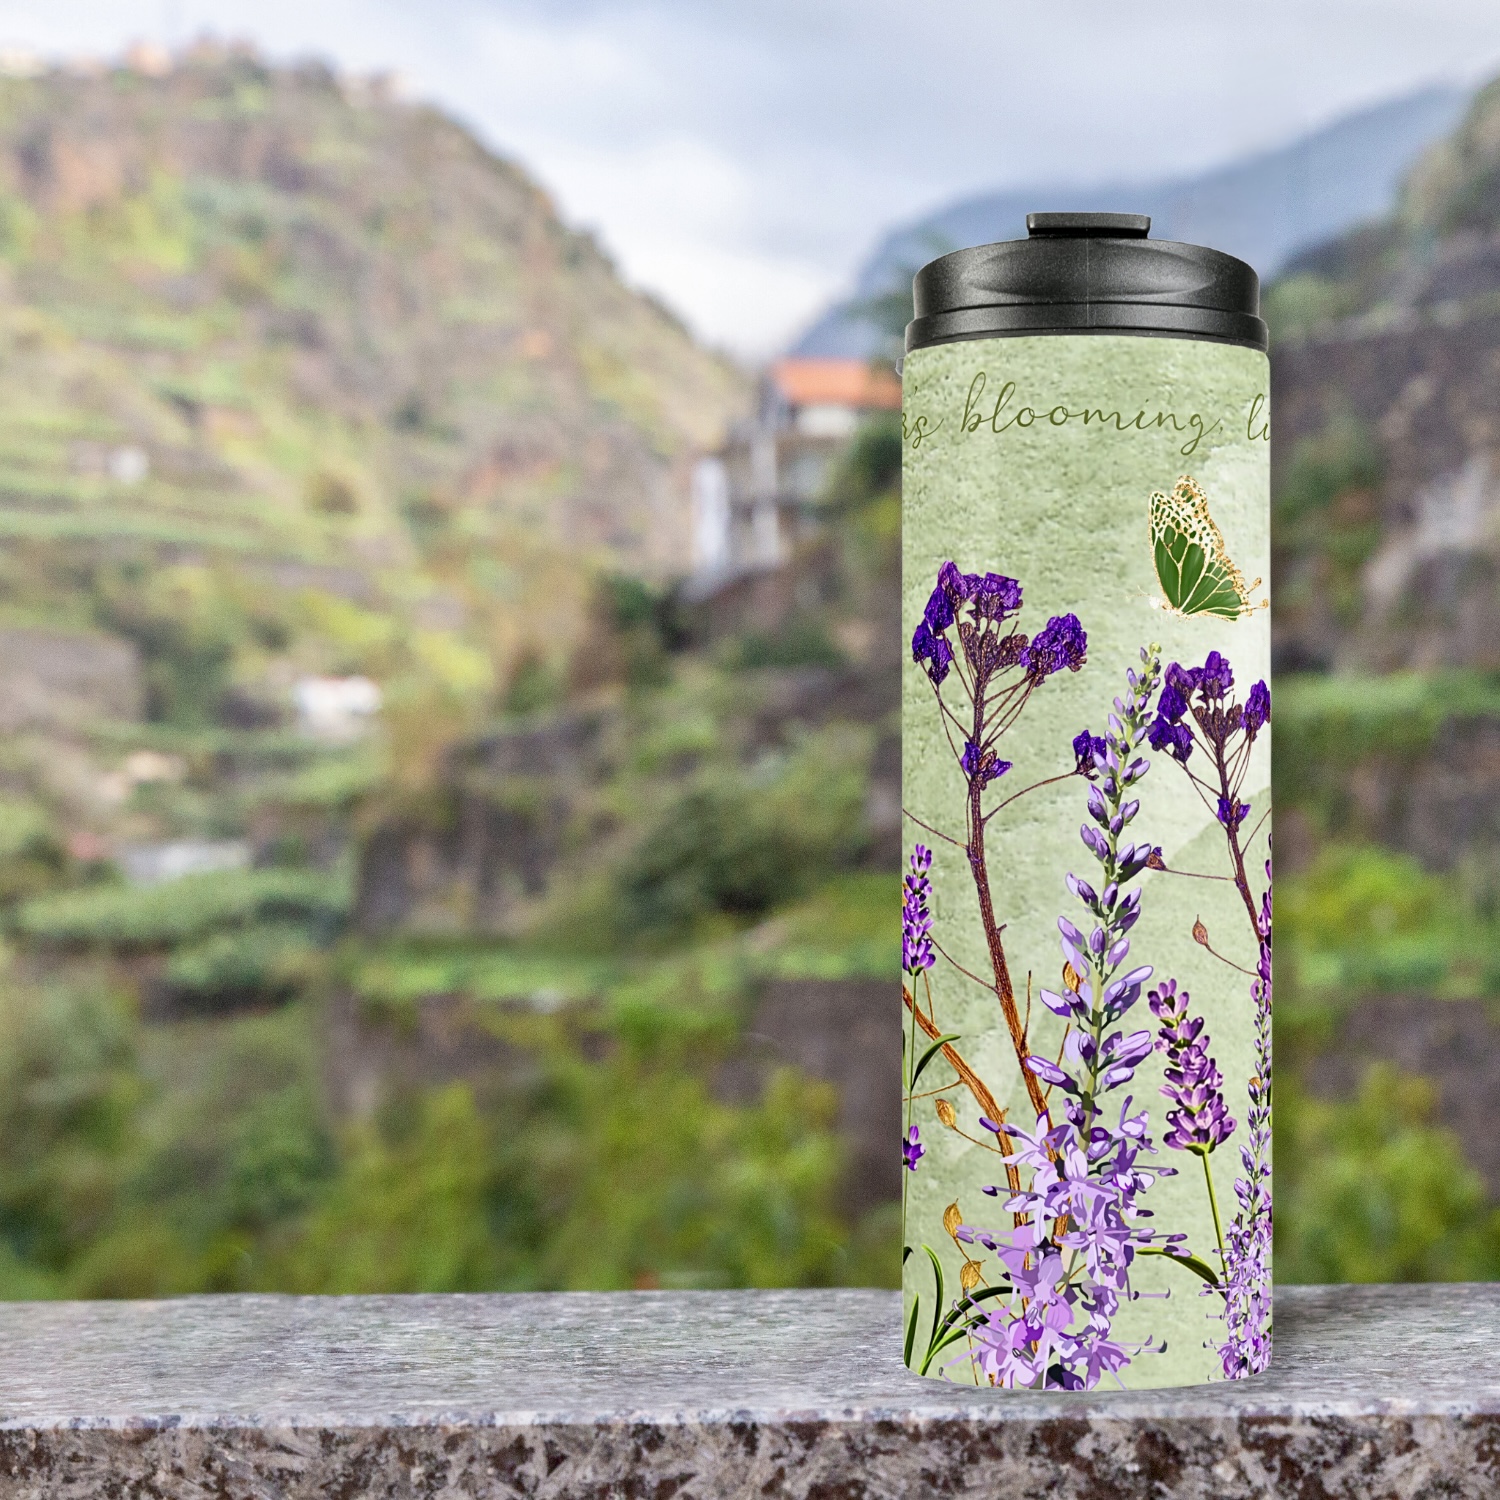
<box><xmin>0</xmin><ymin>1284</ymin><xmax>1493</xmax><ymax>1498</ymax></box>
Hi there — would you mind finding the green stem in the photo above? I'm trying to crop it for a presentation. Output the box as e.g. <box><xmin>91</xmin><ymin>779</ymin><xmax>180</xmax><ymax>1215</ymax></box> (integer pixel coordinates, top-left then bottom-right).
<box><xmin>902</xmin><ymin>983</ymin><xmax>919</xmax><ymax>1232</ymax></box>
<box><xmin>1201</xmin><ymin>1150</ymin><xmax>1227</xmax><ymax>1274</ymax></box>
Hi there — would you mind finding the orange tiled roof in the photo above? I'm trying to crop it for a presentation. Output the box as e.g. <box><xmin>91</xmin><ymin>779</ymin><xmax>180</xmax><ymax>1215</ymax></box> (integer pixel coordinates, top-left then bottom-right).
<box><xmin>769</xmin><ymin>357</ymin><xmax>901</xmax><ymax>412</ymax></box>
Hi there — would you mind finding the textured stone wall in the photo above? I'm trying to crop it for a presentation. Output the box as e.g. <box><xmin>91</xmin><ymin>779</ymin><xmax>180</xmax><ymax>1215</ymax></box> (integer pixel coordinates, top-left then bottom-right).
<box><xmin>0</xmin><ymin>1284</ymin><xmax>1496</xmax><ymax>1498</ymax></box>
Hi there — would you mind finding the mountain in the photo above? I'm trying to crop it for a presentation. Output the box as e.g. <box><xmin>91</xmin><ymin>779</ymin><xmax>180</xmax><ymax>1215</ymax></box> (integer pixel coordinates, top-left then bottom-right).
<box><xmin>0</xmin><ymin>46</ymin><xmax>897</xmax><ymax>1302</ymax></box>
<box><xmin>0</xmin><ymin>44</ymin><xmax>745</xmax><ymax>711</ymax></box>
<box><xmin>796</xmin><ymin>85</ymin><xmax>1468</xmax><ymax>359</ymax></box>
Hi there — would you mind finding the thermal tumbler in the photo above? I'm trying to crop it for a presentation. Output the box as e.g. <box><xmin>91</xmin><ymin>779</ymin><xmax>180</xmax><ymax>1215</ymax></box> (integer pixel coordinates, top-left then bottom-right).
<box><xmin>900</xmin><ymin>214</ymin><xmax>1271</xmax><ymax>1389</ymax></box>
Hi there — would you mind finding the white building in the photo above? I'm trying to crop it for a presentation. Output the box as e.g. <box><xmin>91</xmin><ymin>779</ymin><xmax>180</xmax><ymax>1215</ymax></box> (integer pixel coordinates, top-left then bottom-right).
<box><xmin>691</xmin><ymin>357</ymin><xmax>900</xmax><ymax>586</ymax></box>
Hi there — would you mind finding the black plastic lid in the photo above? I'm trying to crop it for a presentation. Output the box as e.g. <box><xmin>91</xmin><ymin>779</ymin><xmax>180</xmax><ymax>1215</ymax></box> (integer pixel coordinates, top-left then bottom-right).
<box><xmin>905</xmin><ymin>213</ymin><xmax>1267</xmax><ymax>353</ymax></box>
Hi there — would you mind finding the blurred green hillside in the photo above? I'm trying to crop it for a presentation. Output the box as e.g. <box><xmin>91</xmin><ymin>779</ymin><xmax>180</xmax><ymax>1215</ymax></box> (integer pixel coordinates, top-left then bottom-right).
<box><xmin>0</xmin><ymin>45</ymin><xmax>742</xmax><ymax>756</ymax></box>
<box><xmin>4</xmin><ymin>45</ymin><xmax>1500</xmax><ymax>1300</ymax></box>
<box><xmin>1268</xmin><ymin>73</ymin><xmax>1500</xmax><ymax>1283</ymax></box>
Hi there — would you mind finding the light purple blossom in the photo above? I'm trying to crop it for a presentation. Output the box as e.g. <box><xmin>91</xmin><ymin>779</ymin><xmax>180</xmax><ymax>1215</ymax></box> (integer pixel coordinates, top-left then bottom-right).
<box><xmin>1150</xmin><ymin>981</ymin><xmax>1236</xmax><ymax>1153</ymax></box>
<box><xmin>1219</xmin><ymin>861</ymin><xmax>1273</xmax><ymax>1378</ymax></box>
<box><xmin>903</xmin><ymin>845</ymin><xmax>935</xmax><ymax>975</ymax></box>
<box><xmin>960</xmin><ymin>647</ymin><xmax>1187</xmax><ymax>1391</ymax></box>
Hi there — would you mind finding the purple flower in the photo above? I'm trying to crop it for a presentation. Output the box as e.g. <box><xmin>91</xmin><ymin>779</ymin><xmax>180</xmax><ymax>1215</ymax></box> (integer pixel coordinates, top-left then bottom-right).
<box><xmin>1198</xmin><ymin>651</ymin><xmax>1234</xmax><ymax>700</ymax></box>
<box><xmin>902</xmin><ymin>844</ymin><xmax>935</xmax><ymax>975</ymax></box>
<box><xmin>1220</xmin><ymin>859</ymin><xmax>1273</xmax><ymax>1379</ymax></box>
<box><xmin>1217</xmin><ymin>797</ymin><xmax>1250</xmax><ymax>833</ymax></box>
<box><xmin>1150</xmin><ymin>981</ymin><xmax>1236</xmax><ymax>1154</ymax></box>
<box><xmin>960</xmin><ymin>739</ymin><xmax>1012</xmax><ymax>787</ymax></box>
<box><xmin>923</xmin><ymin>584</ymin><xmax>955</xmax><ymax>634</ymax></box>
<box><xmin>1147</xmin><ymin>715</ymin><xmax>1194</xmax><ymax>763</ymax></box>
<box><xmin>903</xmin><ymin>1124</ymin><xmax>925</xmax><ymax>1171</ymax></box>
<box><xmin>1244</xmin><ymin>680</ymin><xmax>1271</xmax><ymax>738</ymax></box>
<box><xmin>1165</xmin><ymin>661</ymin><xmax>1201</xmax><ymax>697</ymax></box>
<box><xmin>910</xmin><ymin>621</ymin><xmax>953</xmax><ymax>686</ymax></box>
<box><xmin>972</xmin><ymin>571</ymin><xmax>1023</xmax><ymax>621</ymax></box>
<box><xmin>1019</xmin><ymin>613</ymin><xmax>1087</xmax><ymax>678</ymax></box>
<box><xmin>1156</xmin><ymin>679</ymin><xmax>1189</xmax><ymax>725</ymax></box>
<box><xmin>1025</xmin><ymin>1054</ymin><xmax>1075</xmax><ymax>1092</ymax></box>
<box><xmin>1073</xmin><ymin>728</ymin><xmax>1106</xmax><ymax>776</ymax></box>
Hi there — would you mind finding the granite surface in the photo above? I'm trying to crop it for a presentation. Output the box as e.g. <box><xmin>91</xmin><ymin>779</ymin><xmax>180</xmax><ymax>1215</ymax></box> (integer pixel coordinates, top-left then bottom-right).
<box><xmin>0</xmin><ymin>1284</ymin><xmax>1494</xmax><ymax>1497</ymax></box>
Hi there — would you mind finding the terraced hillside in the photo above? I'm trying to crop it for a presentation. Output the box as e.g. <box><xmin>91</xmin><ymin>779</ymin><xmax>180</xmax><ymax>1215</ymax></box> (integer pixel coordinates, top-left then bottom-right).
<box><xmin>0</xmin><ymin>47</ymin><xmax>743</xmax><ymax>723</ymax></box>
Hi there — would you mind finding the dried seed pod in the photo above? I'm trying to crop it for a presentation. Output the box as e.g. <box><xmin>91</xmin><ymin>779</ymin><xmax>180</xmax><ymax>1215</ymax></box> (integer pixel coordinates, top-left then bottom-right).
<box><xmin>960</xmin><ymin>1259</ymin><xmax>983</xmax><ymax>1292</ymax></box>
<box><xmin>935</xmin><ymin>1098</ymin><xmax>957</xmax><ymax>1129</ymax></box>
<box><xmin>1192</xmin><ymin>918</ymin><xmax>1210</xmax><ymax>947</ymax></box>
<box><xmin>942</xmin><ymin>1201</ymin><xmax>962</xmax><ymax>1236</ymax></box>
<box><xmin>1062</xmin><ymin>961</ymin><xmax>1082</xmax><ymax>994</ymax></box>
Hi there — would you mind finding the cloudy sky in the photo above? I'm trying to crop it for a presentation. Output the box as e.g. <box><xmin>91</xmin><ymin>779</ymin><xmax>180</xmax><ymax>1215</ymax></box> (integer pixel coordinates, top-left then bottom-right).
<box><xmin>3</xmin><ymin>1</ymin><xmax>1500</xmax><ymax>353</ymax></box>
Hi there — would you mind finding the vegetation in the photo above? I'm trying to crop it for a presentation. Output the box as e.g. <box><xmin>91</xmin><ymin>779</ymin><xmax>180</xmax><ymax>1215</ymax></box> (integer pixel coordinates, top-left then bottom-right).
<box><xmin>0</xmin><ymin>45</ymin><xmax>1496</xmax><ymax>1303</ymax></box>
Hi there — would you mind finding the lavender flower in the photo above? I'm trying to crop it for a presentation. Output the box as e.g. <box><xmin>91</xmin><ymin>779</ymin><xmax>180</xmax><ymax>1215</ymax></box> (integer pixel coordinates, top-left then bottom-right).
<box><xmin>1150</xmin><ymin>981</ymin><xmax>1236</xmax><ymax>1153</ymax></box>
<box><xmin>957</xmin><ymin>647</ymin><xmax>1189</xmax><ymax>1391</ymax></box>
<box><xmin>903</xmin><ymin>844</ymin><xmax>935</xmax><ymax>976</ymax></box>
<box><xmin>1220</xmin><ymin>862</ymin><xmax>1273</xmax><ymax>1378</ymax></box>
<box><xmin>903</xmin><ymin>1124</ymin><xmax>925</xmax><ymax>1172</ymax></box>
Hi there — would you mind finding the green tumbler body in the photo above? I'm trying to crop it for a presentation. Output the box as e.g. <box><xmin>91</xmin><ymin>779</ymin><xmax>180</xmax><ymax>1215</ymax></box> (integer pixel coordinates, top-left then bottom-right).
<box><xmin>900</xmin><ymin>216</ymin><xmax>1272</xmax><ymax>1389</ymax></box>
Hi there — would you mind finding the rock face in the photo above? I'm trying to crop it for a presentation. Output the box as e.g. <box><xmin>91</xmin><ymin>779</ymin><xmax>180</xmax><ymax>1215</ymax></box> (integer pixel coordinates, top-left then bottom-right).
<box><xmin>0</xmin><ymin>628</ymin><xmax>139</xmax><ymax>730</ymax></box>
<box><xmin>1273</xmin><ymin>311</ymin><xmax>1500</xmax><ymax>675</ymax></box>
<box><xmin>722</xmin><ymin>979</ymin><xmax>898</xmax><ymax>1216</ymax></box>
<box><xmin>1271</xmin><ymin>79</ymin><xmax>1500</xmax><ymax>679</ymax></box>
<box><xmin>354</xmin><ymin>710</ymin><xmax>607</xmax><ymax>935</ymax></box>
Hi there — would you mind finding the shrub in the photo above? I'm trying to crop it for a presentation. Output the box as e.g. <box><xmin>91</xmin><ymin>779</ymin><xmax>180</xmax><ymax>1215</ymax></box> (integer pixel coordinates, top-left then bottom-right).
<box><xmin>162</xmin><ymin>923</ymin><xmax>317</xmax><ymax>1011</ymax></box>
<box><xmin>1276</xmin><ymin>1065</ymin><xmax>1500</xmax><ymax>1283</ymax></box>
<box><xmin>17</xmin><ymin>867</ymin><xmax>348</xmax><ymax>949</ymax></box>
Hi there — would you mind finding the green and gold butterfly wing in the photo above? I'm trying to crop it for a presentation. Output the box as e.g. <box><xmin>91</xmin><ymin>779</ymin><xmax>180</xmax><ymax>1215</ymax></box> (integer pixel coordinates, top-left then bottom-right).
<box><xmin>1149</xmin><ymin>477</ymin><xmax>1261</xmax><ymax>619</ymax></box>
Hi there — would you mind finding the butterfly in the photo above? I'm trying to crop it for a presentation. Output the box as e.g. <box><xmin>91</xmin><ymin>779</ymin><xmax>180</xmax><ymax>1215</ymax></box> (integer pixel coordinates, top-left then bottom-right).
<box><xmin>1148</xmin><ymin>476</ymin><xmax>1266</xmax><ymax>620</ymax></box>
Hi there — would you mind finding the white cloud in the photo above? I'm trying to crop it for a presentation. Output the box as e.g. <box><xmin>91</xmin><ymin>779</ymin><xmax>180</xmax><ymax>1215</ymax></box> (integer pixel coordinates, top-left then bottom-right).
<box><xmin>1</xmin><ymin>0</ymin><xmax>1500</xmax><ymax>350</ymax></box>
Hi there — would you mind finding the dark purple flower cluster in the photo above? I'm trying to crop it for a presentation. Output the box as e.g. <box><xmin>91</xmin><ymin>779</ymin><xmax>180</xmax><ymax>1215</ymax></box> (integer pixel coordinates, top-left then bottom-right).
<box><xmin>910</xmin><ymin>622</ymin><xmax>953</xmax><ymax>687</ymax></box>
<box><xmin>1018</xmin><ymin>612</ymin><xmax>1087</xmax><ymax>680</ymax></box>
<box><xmin>1149</xmin><ymin>980</ymin><xmax>1235</xmax><ymax>1154</ymax></box>
<box><xmin>902</xmin><ymin>844</ymin><xmax>935</xmax><ymax>976</ymax></box>
<box><xmin>1147</xmin><ymin>651</ymin><xmax>1270</xmax><ymax>767</ymax></box>
<box><xmin>903</xmin><ymin>1124</ymin><xmax>925</xmax><ymax>1172</ymax></box>
<box><xmin>1220</xmin><ymin>863</ymin><xmax>1273</xmax><ymax>1378</ymax></box>
<box><xmin>909</xmin><ymin>560</ymin><xmax>1087</xmax><ymax>693</ymax></box>
<box><xmin>924</xmin><ymin>561</ymin><xmax>1023</xmax><ymax>630</ymax></box>
<box><xmin>957</xmin><ymin>648</ymin><xmax>1185</xmax><ymax>1391</ymax></box>
<box><xmin>1217</xmin><ymin>796</ymin><xmax>1250</xmax><ymax>832</ymax></box>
